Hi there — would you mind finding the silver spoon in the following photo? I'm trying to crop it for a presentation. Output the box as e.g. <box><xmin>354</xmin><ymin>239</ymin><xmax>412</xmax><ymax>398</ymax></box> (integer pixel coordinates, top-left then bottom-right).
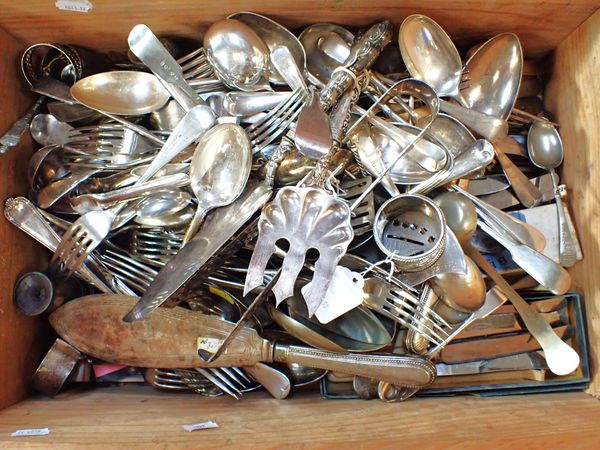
<box><xmin>30</xmin><ymin>114</ymin><xmax>74</xmax><ymax>146</ymax></box>
<box><xmin>228</xmin><ymin>12</ymin><xmax>306</xmax><ymax>86</ymax></box>
<box><xmin>439</xmin><ymin>193</ymin><xmax>579</xmax><ymax>376</ymax></box>
<box><xmin>182</xmin><ymin>123</ymin><xmax>252</xmax><ymax>244</ymax></box>
<box><xmin>204</xmin><ymin>18</ymin><xmax>271</xmax><ymax>92</ymax></box>
<box><xmin>460</xmin><ymin>33</ymin><xmax>523</xmax><ymax>121</ymax></box>
<box><xmin>397</xmin><ymin>15</ymin><xmax>508</xmax><ymax>141</ymax></box>
<box><xmin>527</xmin><ymin>120</ymin><xmax>583</xmax><ymax>267</ymax></box>
<box><xmin>71</xmin><ymin>71</ymin><xmax>170</xmax><ymax>115</ymax></box>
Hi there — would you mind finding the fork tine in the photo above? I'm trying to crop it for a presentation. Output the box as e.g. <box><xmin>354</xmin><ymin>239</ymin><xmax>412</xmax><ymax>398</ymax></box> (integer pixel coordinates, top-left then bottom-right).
<box><xmin>218</xmin><ymin>367</ymin><xmax>249</xmax><ymax>388</ymax></box>
<box><xmin>248</xmin><ymin>95</ymin><xmax>304</xmax><ymax>149</ymax></box>
<box><xmin>378</xmin><ymin>307</ymin><xmax>444</xmax><ymax>346</ymax></box>
<box><xmin>195</xmin><ymin>368</ymin><xmax>240</xmax><ymax>400</ymax></box>
<box><xmin>209</xmin><ymin>368</ymin><xmax>244</xmax><ymax>392</ymax></box>
<box><xmin>230</xmin><ymin>367</ymin><xmax>252</xmax><ymax>384</ymax></box>
<box><xmin>386</xmin><ymin>295</ymin><xmax>451</xmax><ymax>338</ymax></box>
<box><xmin>388</xmin><ymin>287</ymin><xmax>452</xmax><ymax>329</ymax></box>
<box><xmin>66</xmin><ymin>238</ymin><xmax>95</xmax><ymax>277</ymax></box>
<box><xmin>383</xmin><ymin>300</ymin><xmax>447</xmax><ymax>343</ymax></box>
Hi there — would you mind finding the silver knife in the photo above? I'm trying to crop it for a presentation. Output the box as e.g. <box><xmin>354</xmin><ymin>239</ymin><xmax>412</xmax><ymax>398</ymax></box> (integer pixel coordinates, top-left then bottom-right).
<box><xmin>123</xmin><ymin>177</ymin><xmax>273</xmax><ymax>322</ymax></box>
<box><xmin>436</xmin><ymin>352</ymin><xmax>548</xmax><ymax>376</ymax></box>
<box><xmin>480</xmin><ymin>173</ymin><xmax>555</xmax><ymax>209</ymax></box>
<box><xmin>467</xmin><ymin>175</ymin><xmax>511</xmax><ymax>196</ymax></box>
<box><xmin>460</xmin><ymin>308</ymin><xmax>567</xmax><ymax>339</ymax></box>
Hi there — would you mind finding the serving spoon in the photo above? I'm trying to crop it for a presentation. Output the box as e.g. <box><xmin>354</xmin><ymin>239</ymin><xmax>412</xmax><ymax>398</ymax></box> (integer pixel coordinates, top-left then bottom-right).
<box><xmin>70</xmin><ymin>71</ymin><xmax>170</xmax><ymax>115</ymax></box>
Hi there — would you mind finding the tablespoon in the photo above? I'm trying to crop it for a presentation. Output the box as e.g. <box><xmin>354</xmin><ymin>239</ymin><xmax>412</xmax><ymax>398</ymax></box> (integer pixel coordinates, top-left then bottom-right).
<box><xmin>228</xmin><ymin>12</ymin><xmax>306</xmax><ymax>86</ymax></box>
<box><xmin>527</xmin><ymin>120</ymin><xmax>583</xmax><ymax>267</ymax></box>
<box><xmin>182</xmin><ymin>123</ymin><xmax>252</xmax><ymax>244</ymax></box>
<box><xmin>30</xmin><ymin>114</ymin><xmax>74</xmax><ymax>146</ymax></box>
<box><xmin>397</xmin><ymin>16</ymin><xmax>508</xmax><ymax>141</ymax></box>
<box><xmin>436</xmin><ymin>192</ymin><xmax>579</xmax><ymax>376</ymax></box>
<box><xmin>461</xmin><ymin>33</ymin><xmax>523</xmax><ymax>121</ymax></box>
<box><xmin>71</xmin><ymin>71</ymin><xmax>170</xmax><ymax>115</ymax></box>
<box><xmin>204</xmin><ymin>18</ymin><xmax>271</xmax><ymax>92</ymax></box>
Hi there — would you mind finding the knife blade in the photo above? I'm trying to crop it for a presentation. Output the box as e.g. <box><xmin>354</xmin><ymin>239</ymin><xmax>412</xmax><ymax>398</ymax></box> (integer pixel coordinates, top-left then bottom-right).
<box><xmin>436</xmin><ymin>352</ymin><xmax>548</xmax><ymax>376</ymax></box>
<box><xmin>479</xmin><ymin>174</ymin><xmax>555</xmax><ymax>209</ymax></box>
<box><xmin>459</xmin><ymin>309</ymin><xmax>566</xmax><ymax>339</ymax></box>
<box><xmin>440</xmin><ymin>325</ymin><xmax>570</xmax><ymax>363</ymax></box>
<box><xmin>123</xmin><ymin>177</ymin><xmax>272</xmax><ymax>322</ymax></box>
<box><xmin>467</xmin><ymin>175</ymin><xmax>511</xmax><ymax>196</ymax></box>
<box><xmin>495</xmin><ymin>296</ymin><xmax>567</xmax><ymax>314</ymax></box>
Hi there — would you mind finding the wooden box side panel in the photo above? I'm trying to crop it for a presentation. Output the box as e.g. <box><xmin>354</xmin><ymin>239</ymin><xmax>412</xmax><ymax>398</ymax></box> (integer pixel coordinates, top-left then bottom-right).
<box><xmin>0</xmin><ymin>25</ymin><xmax>52</xmax><ymax>410</ymax></box>
<box><xmin>546</xmin><ymin>8</ymin><xmax>600</xmax><ymax>397</ymax></box>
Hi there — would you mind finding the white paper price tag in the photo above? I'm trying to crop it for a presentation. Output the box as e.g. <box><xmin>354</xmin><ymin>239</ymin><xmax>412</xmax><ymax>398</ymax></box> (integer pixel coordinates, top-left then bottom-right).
<box><xmin>310</xmin><ymin>266</ymin><xmax>364</xmax><ymax>324</ymax></box>
<box><xmin>183</xmin><ymin>421</ymin><xmax>219</xmax><ymax>432</ymax></box>
<box><xmin>11</xmin><ymin>428</ymin><xmax>50</xmax><ymax>437</ymax></box>
<box><xmin>55</xmin><ymin>0</ymin><xmax>93</xmax><ymax>13</ymax></box>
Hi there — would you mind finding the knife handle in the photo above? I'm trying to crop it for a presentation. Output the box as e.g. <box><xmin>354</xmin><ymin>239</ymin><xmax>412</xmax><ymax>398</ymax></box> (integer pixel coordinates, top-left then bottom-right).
<box><xmin>319</xmin><ymin>21</ymin><xmax>392</xmax><ymax>110</ymax></box>
<box><xmin>271</xmin><ymin>344</ymin><xmax>436</xmax><ymax>388</ymax></box>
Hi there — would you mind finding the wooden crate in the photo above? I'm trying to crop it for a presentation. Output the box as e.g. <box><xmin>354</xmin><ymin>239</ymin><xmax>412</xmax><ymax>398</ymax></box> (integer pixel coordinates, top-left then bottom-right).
<box><xmin>0</xmin><ymin>1</ymin><xmax>599</xmax><ymax>447</ymax></box>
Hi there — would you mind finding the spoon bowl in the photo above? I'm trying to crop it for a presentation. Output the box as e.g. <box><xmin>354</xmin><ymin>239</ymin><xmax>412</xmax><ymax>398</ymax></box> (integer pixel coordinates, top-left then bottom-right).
<box><xmin>299</xmin><ymin>23</ymin><xmax>354</xmax><ymax>86</ymax></box>
<box><xmin>136</xmin><ymin>189</ymin><xmax>191</xmax><ymax>219</ymax></box>
<box><xmin>71</xmin><ymin>71</ymin><xmax>170</xmax><ymax>115</ymax></box>
<box><xmin>228</xmin><ymin>12</ymin><xmax>306</xmax><ymax>85</ymax></box>
<box><xmin>527</xmin><ymin>120</ymin><xmax>564</xmax><ymax>170</ymax></box>
<box><xmin>433</xmin><ymin>191</ymin><xmax>478</xmax><ymax>245</ymax></box>
<box><xmin>182</xmin><ymin>123</ymin><xmax>252</xmax><ymax>243</ymax></box>
<box><xmin>30</xmin><ymin>114</ymin><xmax>73</xmax><ymax>146</ymax></box>
<box><xmin>204</xmin><ymin>18</ymin><xmax>270</xmax><ymax>92</ymax></box>
<box><xmin>399</xmin><ymin>14</ymin><xmax>462</xmax><ymax>97</ymax></box>
<box><xmin>460</xmin><ymin>33</ymin><xmax>523</xmax><ymax>120</ymax></box>
<box><xmin>430</xmin><ymin>256</ymin><xmax>486</xmax><ymax>312</ymax></box>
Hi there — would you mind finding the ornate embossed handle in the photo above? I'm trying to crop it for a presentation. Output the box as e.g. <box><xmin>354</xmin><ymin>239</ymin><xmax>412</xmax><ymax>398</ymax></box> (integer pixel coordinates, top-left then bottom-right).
<box><xmin>319</xmin><ymin>21</ymin><xmax>392</xmax><ymax>110</ymax></box>
<box><xmin>271</xmin><ymin>344</ymin><xmax>436</xmax><ymax>388</ymax></box>
<box><xmin>552</xmin><ymin>175</ymin><xmax>583</xmax><ymax>267</ymax></box>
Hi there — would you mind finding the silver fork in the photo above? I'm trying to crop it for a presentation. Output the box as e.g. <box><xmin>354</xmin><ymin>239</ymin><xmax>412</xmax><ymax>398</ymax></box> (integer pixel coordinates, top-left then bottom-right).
<box><xmin>363</xmin><ymin>277</ymin><xmax>452</xmax><ymax>347</ymax></box>
<box><xmin>151</xmin><ymin>367</ymin><xmax>257</xmax><ymax>399</ymax></box>
<box><xmin>50</xmin><ymin>106</ymin><xmax>214</xmax><ymax>278</ymax></box>
<box><xmin>129</xmin><ymin>227</ymin><xmax>184</xmax><ymax>266</ymax></box>
<box><xmin>245</xmin><ymin>88</ymin><xmax>306</xmax><ymax>152</ymax></box>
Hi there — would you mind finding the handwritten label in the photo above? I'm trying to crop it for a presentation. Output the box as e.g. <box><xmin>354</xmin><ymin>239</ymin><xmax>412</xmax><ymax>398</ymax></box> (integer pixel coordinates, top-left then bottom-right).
<box><xmin>11</xmin><ymin>428</ymin><xmax>50</xmax><ymax>437</ymax></box>
<box><xmin>183</xmin><ymin>421</ymin><xmax>219</xmax><ymax>432</ymax></box>
<box><xmin>312</xmin><ymin>266</ymin><xmax>365</xmax><ymax>324</ymax></box>
<box><xmin>197</xmin><ymin>337</ymin><xmax>222</xmax><ymax>354</ymax></box>
<box><xmin>55</xmin><ymin>0</ymin><xmax>93</xmax><ymax>13</ymax></box>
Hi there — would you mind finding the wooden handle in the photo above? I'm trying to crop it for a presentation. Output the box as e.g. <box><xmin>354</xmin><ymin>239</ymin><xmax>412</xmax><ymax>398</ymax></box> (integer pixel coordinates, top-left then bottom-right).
<box><xmin>272</xmin><ymin>345</ymin><xmax>436</xmax><ymax>388</ymax></box>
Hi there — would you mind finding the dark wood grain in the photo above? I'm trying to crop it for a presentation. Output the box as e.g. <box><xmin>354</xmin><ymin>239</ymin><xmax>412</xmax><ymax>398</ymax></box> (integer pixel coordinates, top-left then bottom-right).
<box><xmin>0</xmin><ymin>25</ymin><xmax>51</xmax><ymax>411</ymax></box>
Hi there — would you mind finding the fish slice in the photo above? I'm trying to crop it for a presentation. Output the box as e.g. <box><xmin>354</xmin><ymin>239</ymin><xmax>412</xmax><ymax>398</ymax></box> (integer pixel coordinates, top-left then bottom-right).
<box><xmin>50</xmin><ymin>295</ymin><xmax>436</xmax><ymax>388</ymax></box>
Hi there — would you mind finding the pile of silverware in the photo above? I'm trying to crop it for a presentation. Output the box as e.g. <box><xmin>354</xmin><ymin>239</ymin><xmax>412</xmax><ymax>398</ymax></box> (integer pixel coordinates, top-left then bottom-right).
<box><xmin>3</xmin><ymin>13</ymin><xmax>584</xmax><ymax>402</ymax></box>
